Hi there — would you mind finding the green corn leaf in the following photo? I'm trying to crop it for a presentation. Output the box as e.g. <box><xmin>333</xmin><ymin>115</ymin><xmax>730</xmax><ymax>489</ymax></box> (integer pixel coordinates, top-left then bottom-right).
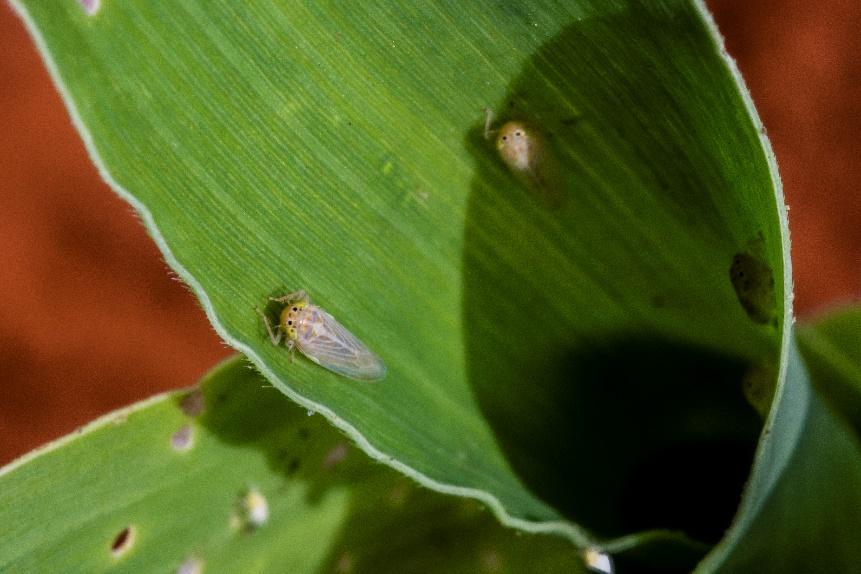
<box><xmin>695</xmin><ymin>336</ymin><xmax>861</xmax><ymax>573</ymax></box>
<box><xmin>797</xmin><ymin>305</ymin><xmax>861</xmax><ymax>436</ymax></box>
<box><xmin>13</xmin><ymin>0</ymin><xmax>792</xmax><ymax>556</ymax></box>
<box><xmin>0</xmin><ymin>357</ymin><xmax>586</xmax><ymax>573</ymax></box>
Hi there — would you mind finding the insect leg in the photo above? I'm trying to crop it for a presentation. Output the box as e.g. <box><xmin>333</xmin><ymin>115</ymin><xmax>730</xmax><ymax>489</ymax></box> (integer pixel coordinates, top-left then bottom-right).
<box><xmin>269</xmin><ymin>289</ymin><xmax>309</xmax><ymax>305</ymax></box>
<box><xmin>483</xmin><ymin>107</ymin><xmax>497</xmax><ymax>140</ymax></box>
<box><xmin>254</xmin><ymin>306</ymin><xmax>282</xmax><ymax>345</ymax></box>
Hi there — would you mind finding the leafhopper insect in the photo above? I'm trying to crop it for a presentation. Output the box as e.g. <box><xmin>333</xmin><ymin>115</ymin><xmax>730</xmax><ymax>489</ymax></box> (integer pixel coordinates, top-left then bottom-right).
<box><xmin>257</xmin><ymin>290</ymin><xmax>386</xmax><ymax>381</ymax></box>
<box><xmin>485</xmin><ymin>108</ymin><xmax>565</xmax><ymax>207</ymax></box>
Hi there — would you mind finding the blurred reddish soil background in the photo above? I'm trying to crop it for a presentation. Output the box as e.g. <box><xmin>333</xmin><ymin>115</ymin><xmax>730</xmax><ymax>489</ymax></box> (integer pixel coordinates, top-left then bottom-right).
<box><xmin>0</xmin><ymin>1</ymin><xmax>858</xmax><ymax>465</ymax></box>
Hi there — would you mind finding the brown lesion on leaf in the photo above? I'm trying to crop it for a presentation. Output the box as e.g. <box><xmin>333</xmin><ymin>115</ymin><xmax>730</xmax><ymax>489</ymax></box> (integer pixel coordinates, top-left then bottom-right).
<box><xmin>729</xmin><ymin>238</ymin><xmax>777</xmax><ymax>325</ymax></box>
<box><xmin>742</xmin><ymin>360</ymin><xmax>778</xmax><ymax>418</ymax></box>
<box><xmin>180</xmin><ymin>389</ymin><xmax>205</xmax><ymax>417</ymax></box>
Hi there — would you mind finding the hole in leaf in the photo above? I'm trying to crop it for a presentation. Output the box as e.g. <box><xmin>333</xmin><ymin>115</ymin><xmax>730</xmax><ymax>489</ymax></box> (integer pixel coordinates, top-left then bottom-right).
<box><xmin>180</xmin><ymin>389</ymin><xmax>205</xmax><ymax>417</ymax></box>
<box><xmin>234</xmin><ymin>489</ymin><xmax>269</xmax><ymax>531</ymax></box>
<box><xmin>177</xmin><ymin>556</ymin><xmax>204</xmax><ymax>574</ymax></box>
<box><xmin>171</xmin><ymin>424</ymin><xmax>194</xmax><ymax>452</ymax></box>
<box><xmin>110</xmin><ymin>525</ymin><xmax>135</xmax><ymax>557</ymax></box>
<box><xmin>323</xmin><ymin>443</ymin><xmax>348</xmax><ymax>469</ymax></box>
<box><xmin>77</xmin><ymin>0</ymin><xmax>100</xmax><ymax>15</ymax></box>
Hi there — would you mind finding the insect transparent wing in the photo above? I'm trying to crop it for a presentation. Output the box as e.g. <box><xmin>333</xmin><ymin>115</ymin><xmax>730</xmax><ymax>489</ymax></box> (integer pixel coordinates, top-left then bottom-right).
<box><xmin>297</xmin><ymin>308</ymin><xmax>386</xmax><ymax>381</ymax></box>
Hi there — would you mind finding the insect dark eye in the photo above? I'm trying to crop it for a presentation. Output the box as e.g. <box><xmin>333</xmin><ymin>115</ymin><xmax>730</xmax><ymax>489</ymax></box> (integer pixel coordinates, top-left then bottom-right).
<box><xmin>502</xmin><ymin>136</ymin><xmax>508</xmax><ymax>141</ymax></box>
<box><xmin>515</xmin><ymin>131</ymin><xmax>522</xmax><ymax>136</ymax></box>
<box><xmin>287</xmin><ymin>320</ymin><xmax>293</xmax><ymax>325</ymax></box>
<box><xmin>292</xmin><ymin>307</ymin><xmax>298</xmax><ymax>311</ymax></box>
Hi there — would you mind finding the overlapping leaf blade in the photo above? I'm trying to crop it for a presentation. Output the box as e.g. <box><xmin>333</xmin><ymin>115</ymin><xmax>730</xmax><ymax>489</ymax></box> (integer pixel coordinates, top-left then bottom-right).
<box><xmin>697</xmin><ymin>336</ymin><xmax>861</xmax><ymax>573</ymax></box>
<box><xmin>0</xmin><ymin>358</ymin><xmax>584</xmax><ymax>573</ymax></box>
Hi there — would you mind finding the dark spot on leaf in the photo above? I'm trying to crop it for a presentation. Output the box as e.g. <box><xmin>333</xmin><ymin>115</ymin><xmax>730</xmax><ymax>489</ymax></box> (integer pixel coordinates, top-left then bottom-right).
<box><xmin>742</xmin><ymin>361</ymin><xmax>777</xmax><ymax>417</ymax></box>
<box><xmin>323</xmin><ymin>443</ymin><xmax>348</xmax><ymax>468</ymax></box>
<box><xmin>729</xmin><ymin>251</ymin><xmax>776</xmax><ymax>324</ymax></box>
<box><xmin>180</xmin><ymin>390</ymin><xmax>205</xmax><ymax>417</ymax></box>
